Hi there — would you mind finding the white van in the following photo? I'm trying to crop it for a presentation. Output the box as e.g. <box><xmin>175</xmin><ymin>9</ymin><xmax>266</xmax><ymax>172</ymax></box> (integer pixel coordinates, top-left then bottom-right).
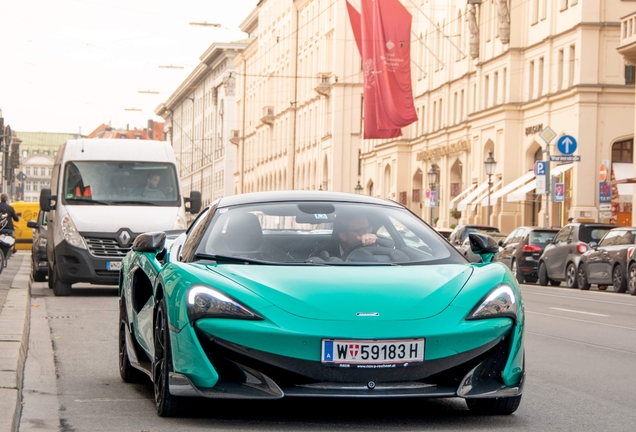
<box><xmin>39</xmin><ymin>138</ymin><xmax>201</xmax><ymax>296</ymax></box>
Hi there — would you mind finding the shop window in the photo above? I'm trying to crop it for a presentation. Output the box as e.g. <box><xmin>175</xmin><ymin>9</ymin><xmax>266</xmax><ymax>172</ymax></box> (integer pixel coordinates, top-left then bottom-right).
<box><xmin>626</xmin><ymin>65</ymin><xmax>635</xmax><ymax>85</ymax></box>
<box><xmin>612</xmin><ymin>139</ymin><xmax>633</xmax><ymax>163</ymax></box>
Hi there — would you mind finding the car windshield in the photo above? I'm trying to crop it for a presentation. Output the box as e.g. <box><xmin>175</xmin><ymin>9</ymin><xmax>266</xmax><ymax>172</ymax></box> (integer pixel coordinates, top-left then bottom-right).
<box><xmin>529</xmin><ymin>230</ymin><xmax>558</xmax><ymax>245</ymax></box>
<box><xmin>192</xmin><ymin>201</ymin><xmax>465</xmax><ymax>265</ymax></box>
<box><xmin>62</xmin><ymin>161</ymin><xmax>180</xmax><ymax>206</ymax></box>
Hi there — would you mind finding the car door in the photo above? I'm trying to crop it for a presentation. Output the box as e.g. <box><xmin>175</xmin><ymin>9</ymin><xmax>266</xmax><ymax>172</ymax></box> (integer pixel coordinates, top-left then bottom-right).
<box><xmin>498</xmin><ymin>229</ymin><xmax>521</xmax><ymax>269</ymax></box>
<box><xmin>586</xmin><ymin>230</ymin><xmax>620</xmax><ymax>284</ymax></box>
<box><xmin>545</xmin><ymin>226</ymin><xmax>573</xmax><ymax>279</ymax></box>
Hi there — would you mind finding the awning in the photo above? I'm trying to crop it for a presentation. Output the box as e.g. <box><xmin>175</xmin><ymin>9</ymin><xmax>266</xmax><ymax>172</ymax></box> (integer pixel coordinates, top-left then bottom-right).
<box><xmin>479</xmin><ymin>170</ymin><xmax>535</xmax><ymax>207</ymax></box>
<box><xmin>457</xmin><ymin>181</ymin><xmax>490</xmax><ymax>211</ymax></box>
<box><xmin>466</xmin><ymin>180</ymin><xmax>503</xmax><ymax>212</ymax></box>
<box><xmin>507</xmin><ymin>163</ymin><xmax>574</xmax><ymax>202</ymax></box>
<box><xmin>449</xmin><ymin>183</ymin><xmax>477</xmax><ymax>208</ymax></box>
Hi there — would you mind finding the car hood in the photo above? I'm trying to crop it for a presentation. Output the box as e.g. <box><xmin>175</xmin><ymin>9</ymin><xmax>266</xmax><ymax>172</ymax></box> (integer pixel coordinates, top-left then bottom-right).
<box><xmin>65</xmin><ymin>206</ymin><xmax>181</xmax><ymax>233</ymax></box>
<box><xmin>207</xmin><ymin>264</ymin><xmax>473</xmax><ymax>321</ymax></box>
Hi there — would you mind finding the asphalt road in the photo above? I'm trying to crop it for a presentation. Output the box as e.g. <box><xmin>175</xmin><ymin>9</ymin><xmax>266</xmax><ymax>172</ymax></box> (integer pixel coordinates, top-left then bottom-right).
<box><xmin>19</xmin><ymin>281</ymin><xmax>636</xmax><ymax>432</ymax></box>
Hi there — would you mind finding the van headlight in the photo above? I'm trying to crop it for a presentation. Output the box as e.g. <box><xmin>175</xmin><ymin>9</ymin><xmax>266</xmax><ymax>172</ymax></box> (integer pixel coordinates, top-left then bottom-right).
<box><xmin>61</xmin><ymin>214</ymin><xmax>87</xmax><ymax>249</ymax></box>
<box><xmin>173</xmin><ymin>215</ymin><xmax>186</xmax><ymax>230</ymax></box>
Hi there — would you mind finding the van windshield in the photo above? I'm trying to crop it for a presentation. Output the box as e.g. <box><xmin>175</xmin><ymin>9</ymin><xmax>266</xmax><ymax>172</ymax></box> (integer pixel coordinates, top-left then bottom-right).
<box><xmin>62</xmin><ymin>161</ymin><xmax>180</xmax><ymax>206</ymax></box>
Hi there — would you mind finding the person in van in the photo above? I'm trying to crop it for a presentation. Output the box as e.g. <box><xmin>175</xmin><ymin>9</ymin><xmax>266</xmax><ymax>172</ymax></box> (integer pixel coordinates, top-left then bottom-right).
<box><xmin>133</xmin><ymin>172</ymin><xmax>166</xmax><ymax>199</ymax></box>
<box><xmin>0</xmin><ymin>194</ymin><xmax>20</xmax><ymax>237</ymax></box>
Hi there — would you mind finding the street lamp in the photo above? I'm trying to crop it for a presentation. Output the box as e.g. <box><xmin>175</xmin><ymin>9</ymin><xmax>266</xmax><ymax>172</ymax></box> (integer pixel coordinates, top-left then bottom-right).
<box><xmin>354</xmin><ymin>180</ymin><xmax>363</xmax><ymax>194</ymax></box>
<box><xmin>484</xmin><ymin>149</ymin><xmax>497</xmax><ymax>225</ymax></box>
<box><xmin>427</xmin><ymin>164</ymin><xmax>438</xmax><ymax>226</ymax></box>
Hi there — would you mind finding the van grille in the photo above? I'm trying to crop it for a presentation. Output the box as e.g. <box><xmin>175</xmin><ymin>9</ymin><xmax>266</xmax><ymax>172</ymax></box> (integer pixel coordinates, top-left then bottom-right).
<box><xmin>85</xmin><ymin>237</ymin><xmax>131</xmax><ymax>258</ymax></box>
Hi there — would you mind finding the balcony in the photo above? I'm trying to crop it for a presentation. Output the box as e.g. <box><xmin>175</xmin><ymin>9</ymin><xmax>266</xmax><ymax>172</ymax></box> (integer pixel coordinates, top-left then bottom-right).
<box><xmin>618</xmin><ymin>11</ymin><xmax>636</xmax><ymax>65</ymax></box>
<box><xmin>261</xmin><ymin>106</ymin><xmax>275</xmax><ymax>125</ymax></box>
<box><xmin>314</xmin><ymin>73</ymin><xmax>333</xmax><ymax>96</ymax></box>
<box><xmin>229</xmin><ymin>129</ymin><xmax>240</xmax><ymax>145</ymax></box>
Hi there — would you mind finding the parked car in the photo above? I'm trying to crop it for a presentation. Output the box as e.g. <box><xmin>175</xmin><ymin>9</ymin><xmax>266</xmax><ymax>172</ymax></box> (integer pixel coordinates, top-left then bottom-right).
<box><xmin>27</xmin><ymin>210</ymin><xmax>48</xmax><ymax>282</ymax></box>
<box><xmin>119</xmin><ymin>191</ymin><xmax>525</xmax><ymax>417</ymax></box>
<box><xmin>577</xmin><ymin>227</ymin><xmax>636</xmax><ymax>292</ymax></box>
<box><xmin>538</xmin><ymin>223</ymin><xmax>616</xmax><ymax>288</ymax></box>
<box><xmin>458</xmin><ymin>231</ymin><xmax>508</xmax><ymax>263</ymax></box>
<box><xmin>448</xmin><ymin>224</ymin><xmax>500</xmax><ymax>246</ymax></box>
<box><xmin>625</xmin><ymin>248</ymin><xmax>636</xmax><ymax>296</ymax></box>
<box><xmin>495</xmin><ymin>227</ymin><xmax>560</xmax><ymax>284</ymax></box>
<box><xmin>435</xmin><ymin>227</ymin><xmax>453</xmax><ymax>240</ymax></box>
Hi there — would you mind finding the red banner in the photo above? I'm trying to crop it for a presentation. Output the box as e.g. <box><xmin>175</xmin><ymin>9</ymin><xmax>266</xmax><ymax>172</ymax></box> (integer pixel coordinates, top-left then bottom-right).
<box><xmin>348</xmin><ymin>0</ymin><xmax>417</xmax><ymax>139</ymax></box>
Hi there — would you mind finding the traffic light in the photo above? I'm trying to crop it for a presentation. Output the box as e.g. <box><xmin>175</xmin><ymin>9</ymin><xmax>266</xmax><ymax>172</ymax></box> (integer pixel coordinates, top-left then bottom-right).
<box><xmin>9</xmin><ymin>143</ymin><xmax>20</xmax><ymax>169</ymax></box>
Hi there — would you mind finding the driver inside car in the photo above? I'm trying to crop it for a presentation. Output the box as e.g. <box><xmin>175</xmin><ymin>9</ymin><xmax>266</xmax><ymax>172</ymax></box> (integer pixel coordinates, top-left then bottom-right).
<box><xmin>317</xmin><ymin>214</ymin><xmax>378</xmax><ymax>261</ymax></box>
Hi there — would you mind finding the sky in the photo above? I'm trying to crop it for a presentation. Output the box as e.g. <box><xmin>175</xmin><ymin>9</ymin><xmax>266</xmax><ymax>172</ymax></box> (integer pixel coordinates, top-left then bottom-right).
<box><xmin>0</xmin><ymin>0</ymin><xmax>257</xmax><ymax>135</ymax></box>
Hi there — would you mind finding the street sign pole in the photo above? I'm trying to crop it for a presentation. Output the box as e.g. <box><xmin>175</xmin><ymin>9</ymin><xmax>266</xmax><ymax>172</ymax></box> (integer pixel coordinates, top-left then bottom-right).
<box><xmin>539</xmin><ymin>126</ymin><xmax>558</xmax><ymax>228</ymax></box>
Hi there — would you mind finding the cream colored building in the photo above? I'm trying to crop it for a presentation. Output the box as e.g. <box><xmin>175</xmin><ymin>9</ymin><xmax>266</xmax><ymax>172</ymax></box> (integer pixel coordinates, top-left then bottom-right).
<box><xmin>167</xmin><ymin>0</ymin><xmax>634</xmax><ymax>233</ymax></box>
<box><xmin>156</xmin><ymin>41</ymin><xmax>248</xmax><ymax>210</ymax></box>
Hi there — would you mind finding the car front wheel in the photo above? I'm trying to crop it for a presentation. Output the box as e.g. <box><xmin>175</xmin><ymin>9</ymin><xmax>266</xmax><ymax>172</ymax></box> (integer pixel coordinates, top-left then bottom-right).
<box><xmin>566</xmin><ymin>263</ymin><xmax>578</xmax><ymax>288</ymax></box>
<box><xmin>577</xmin><ymin>265</ymin><xmax>591</xmax><ymax>290</ymax></box>
<box><xmin>466</xmin><ymin>395</ymin><xmax>522</xmax><ymax>415</ymax></box>
<box><xmin>628</xmin><ymin>263</ymin><xmax>636</xmax><ymax>296</ymax></box>
<box><xmin>153</xmin><ymin>298</ymin><xmax>184</xmax><ymax>417</ymax></box>
<box><xmin>613</xmin><ymin>265</ymin><xmax>628</xmax><ymax>293</ymax></box>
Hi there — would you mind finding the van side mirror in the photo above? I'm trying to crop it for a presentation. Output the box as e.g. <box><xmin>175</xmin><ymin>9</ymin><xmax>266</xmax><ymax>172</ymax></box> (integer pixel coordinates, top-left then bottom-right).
<box><xmin>185</xmin><ymin>191</ymin><xmax>202</xmax><ymax>214</ymax></box>
<box><xmin>39</xmin><ymin>188</ymin><xmax>56</xmax><ymax>212</ymax></box>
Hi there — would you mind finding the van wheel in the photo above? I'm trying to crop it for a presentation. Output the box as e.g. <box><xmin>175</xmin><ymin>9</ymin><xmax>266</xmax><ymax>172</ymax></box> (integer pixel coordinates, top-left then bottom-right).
<box><xmin>52</xmin><ymin>266</ymin><xmax>72</xmax><ymax>296</ymax></box>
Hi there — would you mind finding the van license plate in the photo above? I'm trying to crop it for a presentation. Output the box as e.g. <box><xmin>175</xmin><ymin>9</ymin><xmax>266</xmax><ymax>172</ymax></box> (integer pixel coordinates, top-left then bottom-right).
<box><xmin>107</xmin><ymin>262</ymin><xmax>122</xmax><ymax>271</ymax></box>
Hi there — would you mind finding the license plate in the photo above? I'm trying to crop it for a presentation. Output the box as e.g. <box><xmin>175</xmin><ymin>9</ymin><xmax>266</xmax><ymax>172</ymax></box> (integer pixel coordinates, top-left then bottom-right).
<box><xmin>321</xmin><ymin>339</ymin><xmax>425</xmax><ymax>365</ymax></box>
<box><xmin>106</xmin><ymin>261</ymin><xmax>122</xmax><ymax>271</ymax></box>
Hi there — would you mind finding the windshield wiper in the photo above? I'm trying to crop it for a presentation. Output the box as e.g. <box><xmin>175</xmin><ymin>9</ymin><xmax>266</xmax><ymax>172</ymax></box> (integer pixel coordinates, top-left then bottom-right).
<box><xmin>66</xmin><ymin>198</ymin><xmax>109</xmax><ymax>205</ymax></box>
<box><xmin>194</xmin><ymin>253</ymin><xmax>271</xmax><ymax>265</ymax></box>
<box><xmin>111</xmin><ymin>200</ymin><xmax>159</xmax><ymax>206</ymax></box>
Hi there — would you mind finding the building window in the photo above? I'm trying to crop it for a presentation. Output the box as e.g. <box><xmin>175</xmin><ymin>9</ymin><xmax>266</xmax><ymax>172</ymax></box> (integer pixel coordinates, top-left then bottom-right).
<box><xmin>612</xmin><ymin>139</ymin><xmax>633</xmax><ymax>163</ymax></box>
<box><xmin>538</xmin><ymin>57</ymin><xmax>544</xmax><ymax>97</ymax></box>
<box><xmin>558</xmin><ymin>49</ymin><xmax>564</xmax><ymax>91</ymax></box>
<box><xmin>529</xmin><ymin>61</ymin><xmax>535</xmax><ymax>100</ymax></box>
<box><xmin>502</xmin><ymin>68</ymin><xmax>507</xmax><ymax>103</ymax></box>
<box><xmin>22</xmin><ymin>150</ymin><xmax>27</xmax><ymax>158</ymax></box>
<box><xmin>532</xmin><ymin>0</ymin><xmax>539</xmax><ymax>24</ymax></box>
<box><xmin>25</xmin><ymin>167</ymin><xmax>30</xmax><ymax>176</ymax></box>
<box><xmin>626</xmin><ymin>65</ymin><xmax>635</xmax><ymax>85</ymax></box>
<box><xmin>568</xmin><ymin>45</ymin><xmax>576</xmax><ymax>87</ymax></box>
<box><xmin>33</xmin><ymin>167</ymin><xmax>38</xmax><ymax>176</ymax></box>
<box><xmin>493</xmin><ymin>72</ymin><xmax>499</xmax><ymax>105</ymax></box>
<box><xmin>484</xmin><ymin>75</ymin><xmax>490</xmax><ymax>108</ymax></box>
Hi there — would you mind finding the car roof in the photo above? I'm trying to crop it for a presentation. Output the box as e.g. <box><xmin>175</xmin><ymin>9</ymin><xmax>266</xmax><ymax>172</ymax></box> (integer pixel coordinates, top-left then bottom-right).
<box><xmin>215</xmin><ymin>191</ymin><xmax>403</xmax><ymax>209</ymax></box>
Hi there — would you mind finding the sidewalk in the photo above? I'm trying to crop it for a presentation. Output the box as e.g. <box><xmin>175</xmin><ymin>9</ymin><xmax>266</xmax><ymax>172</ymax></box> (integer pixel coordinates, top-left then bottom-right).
<box><xmin>0</xmin><ymin>252</ymin><xmax>31</xmax><ymax>432</ymax></box>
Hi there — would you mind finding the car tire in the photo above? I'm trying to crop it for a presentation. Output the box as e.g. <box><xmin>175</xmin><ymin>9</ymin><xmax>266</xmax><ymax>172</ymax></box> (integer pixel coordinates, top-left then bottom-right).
<box><xmin>32</xmin><ymin>260</ymin><xmax>47</xmax><ymax>282</ymax></box>
<box><xmin>612</xmin><ymin>265</ymin><xmax>628</xmax><ymax>293</ymax></box>
<box><xmin>466</xmin><ymin>395</ymin><xmax>522</xmax><ymax>415</ymax></box>
<box><xmin>577</xmin><ymin>265</ymin><xmax>591</xmax><ymax>290</ymax></box>
<box><xmin>628</xmin><ymin>263</ymin><xmax>636</xmax><ymax>296</ymax></box>
<box><xmin>119</xmin><ymin>301</ymin><xmax>147</xmax><ymax>384</ymax></box>
<box><xmin>52</xmin><ymin>266</ymin><xmax>72</xmax><ymax>296</ymax></box>
<box><xmin>512</xmin><ymin>260</ymin><xmax>524</xmax><ymax>284</ymax></box>
<box><xmin>154</xmin><ymin>298</ymin><xmax>184</xmax><ymax>417</ymax></box>
<box><xmin>47</xmin><ymin>264</ymin><xmax>54</xmax><ymax>289</ymax></box>
<box><xmin>538</xmin><ymin>262</ymin><xmax>548</xmax><ymax>286</ymax></box>
<box><xmin>566</xmin><ymin>263</ymin><xmax>579</xmax><ymax>288</ymax></box>
<box><xmin>549</xmin><ymin>280</ymin><xmax>561</xmax><ymax>286</ymax></box>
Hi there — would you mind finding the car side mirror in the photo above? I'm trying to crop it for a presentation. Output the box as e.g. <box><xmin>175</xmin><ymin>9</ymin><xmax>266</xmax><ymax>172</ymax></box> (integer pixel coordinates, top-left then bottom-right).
<box><xmin>498</xmin><ymin>239</ymin><xmax>504</xmax><ymax>247</ymax></box>
<box><xmin>468</xmin><ymin>233</ymin><xmax>500</xmax><ymax>264</ymax></box>
<box><xmin>39</xmin><ymin>188</ymin><xmax>56</xmax><ymax>212</ymax></box>
<box><xmin>132</xmin><ymin>231</ymin><xmax>166</xmax><ymax>254</ymax></box>
<box><xmin>588</xmin><ymin>241</ymin><xmax>598</xmax><ymax>249</ymax></box>
<box><xmin>185</xmin><ymin>191</ymin><xmax>202</xmax><ymax>214</ymax></box>
<box><xmin>27</xmin><ymin>220</ymin><xmax>38</xmax><ymax>229</ymax></box>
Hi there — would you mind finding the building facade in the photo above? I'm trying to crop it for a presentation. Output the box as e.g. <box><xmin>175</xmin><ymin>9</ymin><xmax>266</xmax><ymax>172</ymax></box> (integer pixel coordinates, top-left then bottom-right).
<box><xmin>156</xmin><ymin>41</ymin><xmax>247</xmax><ymax>210</ymax></box>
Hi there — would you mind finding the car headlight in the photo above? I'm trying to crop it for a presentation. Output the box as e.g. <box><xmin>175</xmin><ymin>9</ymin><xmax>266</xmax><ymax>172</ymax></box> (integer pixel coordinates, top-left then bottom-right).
<box><xmin>173</xmin><ymin>215</ymin><xmax>186</xmax><ymax>230</ymax></box>
<box><xmin>186</xmin><ymin>285</ymin><xmax>263</xmax><ymax>322</ymax></box>
<box><xmin>466</xmin><ymin>284</ymin><xmax>518</xmax><ymax>323</ymax></box>
<box><xmin>61</xmin><ymin>214</ymin><xmax>87</xmax><ymax>249</ymax></box>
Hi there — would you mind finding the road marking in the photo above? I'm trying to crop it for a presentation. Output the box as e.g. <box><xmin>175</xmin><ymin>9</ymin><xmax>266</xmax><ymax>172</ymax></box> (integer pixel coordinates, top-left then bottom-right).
<box><xmin>527</xmin><ymin>311</ymin><xmax>636</xmax><ymax>331</ymax></box>
<box><xmin>549</xmin><ymin>307</ymin><xmax>609</xmax><ymax>317</ymax></box>
<box><xmin>526</xmin><ymin>331</ymin><xmax>636</xmax><ymax>355</ymax></box>
<box><xmin>521</xmin><ymin>289</ymin><xmax>636</xmax><ymax>307</ymax></box>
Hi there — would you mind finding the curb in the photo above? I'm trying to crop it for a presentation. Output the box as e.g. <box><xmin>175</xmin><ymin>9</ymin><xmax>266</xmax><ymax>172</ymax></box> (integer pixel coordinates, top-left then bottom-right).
<box><xmin>0</xmin><ymin>255</ymin><xmax>31</xmax><ymax>432</ymax></box>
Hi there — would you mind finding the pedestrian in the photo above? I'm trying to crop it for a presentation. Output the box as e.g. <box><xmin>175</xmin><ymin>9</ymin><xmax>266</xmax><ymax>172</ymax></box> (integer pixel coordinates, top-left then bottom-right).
<box><xmin>567</xmin><ymin>217</ymin><xmax>574</xmax><ymax>224</ymax></box>
<box><xmin>0</xmin><ymin>194</ymin><xmax>19</xmax><ymax>237</ymax></box>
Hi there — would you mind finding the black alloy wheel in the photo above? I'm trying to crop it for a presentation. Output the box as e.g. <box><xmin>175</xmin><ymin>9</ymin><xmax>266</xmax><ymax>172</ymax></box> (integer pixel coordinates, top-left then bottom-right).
<box><xmin>628</xmin><ymin>264</ymin><xmax>636</xmax><ymax>296</ymax></box>
<box><xmin>153</xmin><ymin>298</ymin><xmax>183</xmax><ymax>417</ymax></box>
<box><xmin>119</xmin><ymin>300</ymin><xmax>146</xmax><ymax>383</ymax></box>
<box><xmin>466</xmin><ymin>395</ymin><xmax>522</xmax><ymax>415</ymax></box>
<box><xmin>612</xmin><ymin>265</ymin><xmax>628</xmax><ymax>293</ymax></box>
<box><xmin>566</xmin><ymin>263</ymin><xmax>579</xmax><ymax>288</ymax></box>
<box><xmin>538</xmin><ymin>262</ymin><xmax>548</xmax><ymax>286</ymax></box>
<box><xmin>577</xmin><ymin>265</ymin><xmax>591</xmax><ymax>290</ymax></box>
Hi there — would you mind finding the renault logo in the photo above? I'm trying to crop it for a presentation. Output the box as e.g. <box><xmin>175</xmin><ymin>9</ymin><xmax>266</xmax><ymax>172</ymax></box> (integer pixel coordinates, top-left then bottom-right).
<box><xmin>118</xmin><ymin>230</ymin><xmax>132</xmax><ymax>246</ymax></box>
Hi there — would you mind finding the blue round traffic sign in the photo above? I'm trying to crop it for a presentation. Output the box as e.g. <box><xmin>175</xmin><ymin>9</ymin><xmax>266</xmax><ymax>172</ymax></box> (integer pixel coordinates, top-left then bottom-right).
<box><xmin>557</xmin><ymin>135</ymin><xmax>577</xmax><ymax>155</ymax></box>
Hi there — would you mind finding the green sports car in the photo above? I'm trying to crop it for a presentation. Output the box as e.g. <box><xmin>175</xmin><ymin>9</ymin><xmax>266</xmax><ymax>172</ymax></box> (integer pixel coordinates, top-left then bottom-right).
<box><xmin>118</xmin><ymin>191</ymin><xmax>524</xmax><ymax>417</ymax></box>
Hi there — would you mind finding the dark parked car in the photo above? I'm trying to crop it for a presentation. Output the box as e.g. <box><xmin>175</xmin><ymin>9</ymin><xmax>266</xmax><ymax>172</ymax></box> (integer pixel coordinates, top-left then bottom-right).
<box><xmin>458</xmin><ymin>231</ymin><xmax>508</xmax><ymax>263</ymax></box>
<box><xmin>577</xmin><ymin>227</ymin><xmax>636</xmax><ymax>292</ymax></box>
<box><xmin>625</xmin><ymin>248</ymin><xmax>636</xmax><ymax>296</ymax></box>
<box><xmin>538</xmin><ymin>223</ymin><xmax>616</xmax><ymax>288</ymax></box>
<box><xmin>495</xmin><ymin>227</ymin><xmax>559</xmax><ymax>284</ymax></box>
<box><xmin>448</xmin><ymin>224</ymin><xmax>499</xmax><ymax>246</ymax></box>
<box><xmin>27</xmin><ymin>210</ymin><xmax>48</xmax><ymax>282</ymax></box>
